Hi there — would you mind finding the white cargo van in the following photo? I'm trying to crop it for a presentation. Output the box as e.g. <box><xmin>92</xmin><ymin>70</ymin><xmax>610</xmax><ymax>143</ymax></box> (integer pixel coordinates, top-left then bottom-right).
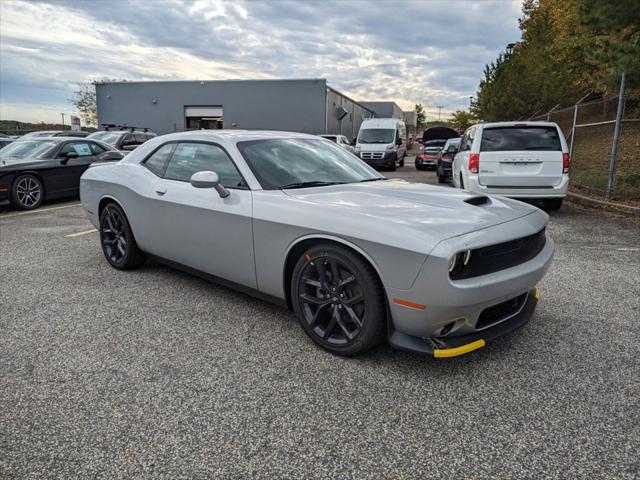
<box><xmin>452</xmin><ymin>121</ymin><xmax>570</xmax><ymax>210</ymax></box>
<box><xmin>355</xmin><ymin>118</ymin><xmax>407</xmax><ymax>171</ymax></box>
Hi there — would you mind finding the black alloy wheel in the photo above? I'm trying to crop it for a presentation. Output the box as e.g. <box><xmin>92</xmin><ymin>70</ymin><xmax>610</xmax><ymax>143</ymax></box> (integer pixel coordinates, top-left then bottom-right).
<box><xmin>99</xmin><ymin>203</ymin><xmax>145</xmax><ymax>270</ymax></box>
<box><xmin>11</xmin><ymin>174</ymin><xmax>43</xmax><ymax>210</ymax></box>
<box><xmin>292</xmin><ymin>244</ymin><xmax>385</xmax><ymax>355</ymax></box>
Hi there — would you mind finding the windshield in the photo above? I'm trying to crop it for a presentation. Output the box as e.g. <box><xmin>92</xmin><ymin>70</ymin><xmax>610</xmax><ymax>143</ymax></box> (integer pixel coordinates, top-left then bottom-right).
<box><xmin>87</xmin><ymin>132</ymin><xmax>122</xmax><ymax>146</ymax></box>
<box><xmin>481</xmin><ymin>127</ymin><xmax>561</xmax><ymax>151</ymax></box>
<box><xmin>424</xmin><ymin>147</ymin><xmax>441</xmax><ymax>154</ymax></box>
<box><xmin>358</xmin><ymin>129</ymin><xmax>395</xmax><ymax>144</ymax></box>
<box><xmin>425</xmin><ymin>139</ymin><xmax>446</xmax><ymax>148</ymax></box>
<box><xmin>237</xmin><ymin>138</ymin><xmax>384</xmax><ymax>190</ymax></box>
<box><xmin>0</xmin><ymin>140</ymin><xmax>57</xmax><ymax>158</ymax></box>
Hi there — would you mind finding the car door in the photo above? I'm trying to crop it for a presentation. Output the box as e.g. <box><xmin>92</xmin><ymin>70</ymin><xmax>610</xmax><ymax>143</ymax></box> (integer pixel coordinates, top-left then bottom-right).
<box><xmin>51</xmin><ymin>141</ymin><xmax>99</xmax><ymax>194</ymax></box>
<box><xmin>142</xmin><ymin>141</ymin><xmax>256</xmax><ymax>288</ymax></box>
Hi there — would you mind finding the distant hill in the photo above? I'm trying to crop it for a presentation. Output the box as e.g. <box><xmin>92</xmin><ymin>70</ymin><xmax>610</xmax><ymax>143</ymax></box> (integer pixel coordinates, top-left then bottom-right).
<box><xmin>0</xmin><ymin>120</ymin><xmax>96</xmax><ymax>135</ymax></box>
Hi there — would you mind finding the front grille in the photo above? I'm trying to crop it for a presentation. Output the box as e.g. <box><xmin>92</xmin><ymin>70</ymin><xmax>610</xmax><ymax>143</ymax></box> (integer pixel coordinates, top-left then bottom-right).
<box><xmin>450</xmin><ymin>228</ymin><xmax>546</xmax><ymax>280</ymax></box>
<box><xmin>361</xmin><ymin>152</ymin><xmax>384</xmax><ymax>160</ymax></box>
<box><xmin>476</xmin><ymin>293</ymin><xmax>527</xmax><ymax>329</ymax></box>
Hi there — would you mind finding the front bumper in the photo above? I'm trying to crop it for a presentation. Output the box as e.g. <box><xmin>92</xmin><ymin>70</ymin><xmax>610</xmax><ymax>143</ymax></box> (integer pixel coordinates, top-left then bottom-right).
<box><xmin>359</xmin><ymin>151</ymin><xmax>396</xmax><ymax>167</ymax></box>
<box><xmin>389</xmin><ymin>288</ymin><xmax>540</xmax><ymax>356</ymax></box>
<box><xmin>384</xmin><ymin>210</ymin><xmax>553</xmax><ymax>356</ymax></box>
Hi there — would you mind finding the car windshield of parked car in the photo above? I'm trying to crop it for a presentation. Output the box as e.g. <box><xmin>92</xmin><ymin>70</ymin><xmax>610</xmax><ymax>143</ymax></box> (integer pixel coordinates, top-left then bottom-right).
<box><xmin>237</xmin><ymin>138</ymin><xmax>385</xmax><ymax>189</ymax></box>
<box><xmin>0</xmin><ymin>140</ymin><xmax>57</xmax><ymax>158</ymax></box>
<box><xmin>88</xmin><ymin>132</ymin><xmax>122</xmax><ymax>146</ymax></box>
<box><xmin>481</xmin><ymin>126</ymin><xmax>561</xmax><ymax>151</ymax></box>
<box><xmin>425</xmin><ymin>139</ymin><xmax>446</xmax><ymax>148</ymax></box>
<box><xmin>358</xmin><ymin>129</ymin><xmax>395</xmax><ymax>144</ymax></box>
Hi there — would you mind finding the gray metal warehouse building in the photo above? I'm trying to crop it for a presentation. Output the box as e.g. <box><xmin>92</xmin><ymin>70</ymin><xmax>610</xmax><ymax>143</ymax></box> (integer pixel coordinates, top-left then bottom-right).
<box><xmin>95</xmin><ymin>79</ymin><xmax>374</xmax><ymax>139</ymax></box>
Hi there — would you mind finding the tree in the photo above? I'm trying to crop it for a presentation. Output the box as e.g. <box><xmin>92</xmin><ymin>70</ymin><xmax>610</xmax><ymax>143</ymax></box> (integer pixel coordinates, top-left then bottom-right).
<box><xmin>447</xmin><ymin>110</ymin><xmax>477</xmax><ymax>132</ymax></box>
<box><xmin>69</xmin><ymin>78</ymin><xmax>124</xmax><ymax>127</ymax></box>
<box><xmin>578</xmin><ymin>0</ymin><xmax>640</xmax><ymax>93</ymax></box>
<box><xmin>415</xmin><ymin>104</ymin><xmax>426</xmax><ymax>129</ymax></box>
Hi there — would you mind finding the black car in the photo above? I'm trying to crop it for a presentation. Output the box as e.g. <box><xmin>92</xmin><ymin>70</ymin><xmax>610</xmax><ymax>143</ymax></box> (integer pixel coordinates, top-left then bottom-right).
<box><xmin>0</xmin><ymin>137</ymin><xmax>123</xmax><ymax>210</ymax></box>
<box><xmin>436</xmin><ymin>137</ymin><xmax>461</xmax><ymax>183</ymax></box>
<box><xmin>87</xmin><ymin>129</ymin><xmax>157</xmax><ymax>153</ymax></box>
<box><xmin>0</xmin><ymin>138</ymin><xmax>14</xmax><ymax>149</ymax></box>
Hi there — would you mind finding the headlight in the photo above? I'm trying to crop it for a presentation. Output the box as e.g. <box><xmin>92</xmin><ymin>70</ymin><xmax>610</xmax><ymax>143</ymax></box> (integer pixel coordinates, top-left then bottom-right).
<box><xmin>449</xmin><ymin>250</ymin><xmax>473</xmax><ymax>277</ymax></box>
<box><xmin>386</xmin><ymin>144</ymin><xmax>395</xmax><ymax>150</ymax></box>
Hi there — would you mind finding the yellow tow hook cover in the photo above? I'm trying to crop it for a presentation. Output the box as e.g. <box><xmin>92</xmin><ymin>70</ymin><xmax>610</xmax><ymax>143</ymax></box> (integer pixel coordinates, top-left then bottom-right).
<box><xmin>433</xmin><ymin>339</ymin><xmax>486</xmax><ymax>358</ymax></box>
<box><xmin>534</xmin><ymin>287</ymin><xmax>541</xmax><ymax>301</ymax></box>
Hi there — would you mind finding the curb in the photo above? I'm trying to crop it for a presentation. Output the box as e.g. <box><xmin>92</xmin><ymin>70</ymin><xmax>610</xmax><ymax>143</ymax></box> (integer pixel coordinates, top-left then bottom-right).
<box><xmin>566</xmin><ymin>191</ymin><xmax>640</xmax><ymax>216</ymax></box>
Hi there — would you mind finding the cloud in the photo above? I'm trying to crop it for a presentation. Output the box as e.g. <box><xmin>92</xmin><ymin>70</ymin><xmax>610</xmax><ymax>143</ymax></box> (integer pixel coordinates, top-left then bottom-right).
<box><xmin>0</xmin><ymin>0</ymin><xmax>522</xmax><ymax>123</ymax></box>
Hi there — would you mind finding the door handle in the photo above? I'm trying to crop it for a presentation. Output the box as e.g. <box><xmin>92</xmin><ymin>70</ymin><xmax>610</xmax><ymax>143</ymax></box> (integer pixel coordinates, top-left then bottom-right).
<box><xmin>155</xmin><ymin>187</ymin><xmax>167</xmax><ymax>195</ymax></box>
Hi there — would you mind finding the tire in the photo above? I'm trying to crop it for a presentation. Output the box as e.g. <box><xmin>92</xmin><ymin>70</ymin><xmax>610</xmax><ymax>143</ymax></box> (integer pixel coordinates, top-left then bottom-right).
<box><xmin>291</xmin><ymin>243</ymin><xmax>386</xmax><ymax>356</ymax></box>
<box><xmin>11</xmin><ymin>174</ymin><xmax>43</xmax><ymax>210</ymax></box>
<box><xmin>544</xmin><ymin>198</ymin><xmax>563</xmax><ymax>211</ymax></box>
<box><xmin>415</xmin><ymin>163</ymin><xmax>424</xmax><ymax>171</ymax></box>
<box><xmin>99</xmin><ymin>202</ymin><xmax>146</xmax><ymax>270</ymax></box>
<box><xmin>399</xmin><ymin>153</ymin><xmax>405</xmax><ymax>167</ymax></box>
<box><xmin>438</xmin><ymin>172</ymin><xmax>447</xmax><ymax>184</ymax></box>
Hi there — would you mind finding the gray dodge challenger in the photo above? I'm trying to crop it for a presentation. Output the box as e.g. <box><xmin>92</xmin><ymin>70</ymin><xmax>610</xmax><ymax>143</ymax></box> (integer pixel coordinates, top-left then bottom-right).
<box><xmin>80</xmin><ymin>130</ymin><xmax>554</xmax><ymax>357</ymax></box>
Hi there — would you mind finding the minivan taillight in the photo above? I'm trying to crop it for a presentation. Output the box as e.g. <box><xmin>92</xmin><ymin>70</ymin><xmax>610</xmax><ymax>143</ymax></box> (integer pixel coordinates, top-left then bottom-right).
<box><xmin>469</xmin><ymin>153</ymin><xmax>480</xmax><ymax>174</ymax></box>
<box><xmin>562</xmin><ymin>153</ymin><xmax>570</xmax><ymax>173</ymax></box>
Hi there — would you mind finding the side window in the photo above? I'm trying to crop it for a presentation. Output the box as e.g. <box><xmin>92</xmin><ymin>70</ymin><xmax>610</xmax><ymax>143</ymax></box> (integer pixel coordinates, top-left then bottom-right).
<box><xmin>89</xmin><ymin>142</ymin><xmax>106</xmax><ymax>154</ymax></box>
<box><xmin>135</xmin><ymin>133</ymin><xmax>147</xmax><ymax>144</ymax></box>
<box><xmin>59</xmin><ymin>142</ymin><xmax>94</xmax><ymax>157</ymax></box>
<box><xmin>164</xmin><ymin>142</ymin><xmax>244</xmax><ymax>188</ymax></box>
<box><xmin>122</xmin><ymin>133</ymin><xmax>136</xmax><ymax>146</ymax></box>
<box><xmin>144</xmin><ymin>143</ymin><xmax>176</xmax><ymax>176</ymax></box>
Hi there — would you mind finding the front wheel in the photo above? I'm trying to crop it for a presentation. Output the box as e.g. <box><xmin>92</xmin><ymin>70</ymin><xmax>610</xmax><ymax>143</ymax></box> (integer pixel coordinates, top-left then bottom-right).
<box><xmin>291</xmin><ymin>244</ymin><xmax>386</xmax><ymax>356</ymax></box>
<box><xmin>99</xmin><ymin>202</ymin><xmax>146</xmax><ymax>270</ymax></box>
<box><xmin>11</xmin><ymin>174</ymin><xmax>43</xmax><ymax>210</ymax></box>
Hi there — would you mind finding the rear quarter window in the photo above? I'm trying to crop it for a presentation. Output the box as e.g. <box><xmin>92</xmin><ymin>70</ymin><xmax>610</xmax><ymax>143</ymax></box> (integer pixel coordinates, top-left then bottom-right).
<box><xmin>480</xmin><ymin>127</ymin><xmax>561</xmax><ymax>151</ymax></box>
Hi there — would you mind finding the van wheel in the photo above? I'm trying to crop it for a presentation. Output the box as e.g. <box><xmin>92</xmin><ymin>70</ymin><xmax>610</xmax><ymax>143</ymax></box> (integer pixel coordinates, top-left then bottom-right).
<box><xmin>399</xmin><ymin>153</ymin><xmax>405</xmax><ymax>167</ymax></box>
<box><xmin>544</xmin><ymin>198</ymin><xmax>563</xmax><ymax>211</ymax></box>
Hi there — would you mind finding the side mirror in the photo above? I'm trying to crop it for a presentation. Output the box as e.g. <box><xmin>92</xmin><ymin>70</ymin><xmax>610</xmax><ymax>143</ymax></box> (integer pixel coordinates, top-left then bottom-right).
<box><xmin>190</xmin><ymin>171</ymin><xmax>230</xmax><ymax>198</ymax></box>
<box><xmin>396</xmin><ymin>138</ymin><xmax>403</xmax><ymax>146</ymax></box>
<box><xmin>121</xmin><ymin>144</ymin><xmax>137</xmax><ymax>151</ymax></box>
<box><xmin>101</xmin><ymin>151</ymin><xmax>124</xmax><ymax>161</ymax></box>
<box><xmin>60</xmin><ymin>151</ymin><xmax>78</xmax><ymax>164</ymax></box>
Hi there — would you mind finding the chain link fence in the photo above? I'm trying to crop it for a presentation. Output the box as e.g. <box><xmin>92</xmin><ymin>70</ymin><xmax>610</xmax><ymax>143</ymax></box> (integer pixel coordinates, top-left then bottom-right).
<box><xmin>532</xmin><ymin>87</ymin><xmax>640</xmax><ymax>203</ymax></box>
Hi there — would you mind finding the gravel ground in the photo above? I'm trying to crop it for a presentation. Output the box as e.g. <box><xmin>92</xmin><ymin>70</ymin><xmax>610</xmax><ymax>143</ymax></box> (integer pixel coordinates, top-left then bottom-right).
<box><xmin>1</xmin><ymin>162</ymin><xmax>639</xmax><ymax>479</ymax></box>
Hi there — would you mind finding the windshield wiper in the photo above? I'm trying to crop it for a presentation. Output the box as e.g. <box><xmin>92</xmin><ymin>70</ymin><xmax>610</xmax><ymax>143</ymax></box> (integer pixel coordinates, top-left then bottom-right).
<box><xmin>359</xmin><ymin>178</ymin><xmax>386</xmax><ymax>182</ymax></box>
<box><xmin>280</xmin><ymin>181</ymin><xmax>346</xmax><ymax>189</ymax></box>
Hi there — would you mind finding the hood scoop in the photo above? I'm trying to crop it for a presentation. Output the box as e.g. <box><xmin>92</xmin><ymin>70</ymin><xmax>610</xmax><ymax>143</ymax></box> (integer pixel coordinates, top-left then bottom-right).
<box><xmin>464</xmin><ymin>195</ymin><xmax>490</xmax><ymax>206</ymax></box>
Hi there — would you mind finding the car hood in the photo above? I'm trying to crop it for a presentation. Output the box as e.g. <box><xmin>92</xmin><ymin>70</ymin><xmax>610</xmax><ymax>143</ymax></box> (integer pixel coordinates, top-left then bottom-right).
<box><xmin>0</xmin><ymin>156</ymin><xmax>52</xmax><ymax>170</ymax></box>
<box><xmin>283</xmin><ymin>179</ymin><xmax>540</xmax><ymax>242</ymax></box>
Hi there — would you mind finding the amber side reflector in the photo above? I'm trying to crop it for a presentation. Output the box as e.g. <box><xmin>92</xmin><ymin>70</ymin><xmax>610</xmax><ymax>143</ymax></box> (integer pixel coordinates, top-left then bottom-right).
<box><xmin>0</xmin><ymin>188</ymin><xmax>8</xmax><ymax>192</ymax></box>
<box><xmin>393</xmin><ymin>298</ymin><xmax>427</xmax><ymax>310</ymax></box>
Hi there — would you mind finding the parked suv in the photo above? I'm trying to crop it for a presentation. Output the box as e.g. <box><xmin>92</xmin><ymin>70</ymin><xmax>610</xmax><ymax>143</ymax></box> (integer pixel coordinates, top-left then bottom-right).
<box><xmin>436</xmin><ymin>137</ymin><xmax>461</xmax><ymax>183</ymax></box>
<box><xmin>452</xmin><ymin>121</ymin><xmax>569</xmax><ymax>210</ymax></box>
<box><xmin>87</xmin><ymin>129</ymin><xmax>157</xmax><ymax>153</ymax></box>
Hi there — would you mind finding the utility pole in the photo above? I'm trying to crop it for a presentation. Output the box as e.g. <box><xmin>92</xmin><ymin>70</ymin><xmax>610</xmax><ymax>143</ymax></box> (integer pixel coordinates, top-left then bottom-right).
<box><xmin>436</xmin><ymin>105</ymin><xmax>444</xmax><ymax>121</ymax></box>
<box><xmin>61</xmin><ymin>113</ymin><xmax>65</xmax><ymax>128</ymax></box>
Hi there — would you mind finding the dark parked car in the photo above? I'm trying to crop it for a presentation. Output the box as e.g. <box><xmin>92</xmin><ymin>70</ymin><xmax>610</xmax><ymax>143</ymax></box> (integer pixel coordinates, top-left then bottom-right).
<box><xmin>87</xmin><ymin>129</ymin><xmax>157</xmax><ymax>153</ymax></box>
<box><xmin>19</xmin><ymin>130</ymin><xmax>90</xmax><ymax>139</ymax></box>
<box><xmin>436</xmin><ymin>137</ymin><xmax>461</xmax><ymax>183</ymax></box>
<box><xmin>0</xmin><ymin>137</ymin><xmax>123</xmax><ymax>210</ymax></box>
<box><xmin>0</xmin><ymin>138</ymin><xmax>14</xmax><ymax>149</ymax></box>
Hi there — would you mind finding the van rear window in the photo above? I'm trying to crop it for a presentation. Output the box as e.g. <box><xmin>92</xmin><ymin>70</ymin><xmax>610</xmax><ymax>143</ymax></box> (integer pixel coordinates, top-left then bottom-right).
<box><xmin>480</xmin><ymin>127</ymin><xmax>561</xmax><ymax>151</ymax></box>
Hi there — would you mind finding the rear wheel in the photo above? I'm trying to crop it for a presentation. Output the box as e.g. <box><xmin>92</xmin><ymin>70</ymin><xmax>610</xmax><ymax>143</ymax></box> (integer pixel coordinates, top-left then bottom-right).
<box><xmin>99</xmin><ymin>202</ymin><xmax>146</xmax><ymax>270</ymax></box>
<box><xmin>11</xmin><ymin>174</ymin><xmax>43</xmax><ymax>210</ymax></box>
<box><xmin>544</xmin><ymin>198</ymin><xmax>563</xmax><ymax>211</ymax></box>
<box><xmin>291</xmin><ymin>244</ymin><xmax>386</xmax><ymax>356</ymax></box>
<box><xmin>438</xmin><ymin>170</ymin><xmax>447</xmax><ymax>184</ymax></box>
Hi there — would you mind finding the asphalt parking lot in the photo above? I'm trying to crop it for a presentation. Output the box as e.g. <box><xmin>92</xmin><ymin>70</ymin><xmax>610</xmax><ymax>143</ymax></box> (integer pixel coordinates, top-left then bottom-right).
<box><xmin>1</xmin><ymin>162</ymin><xmax>639</xmax><ymax>479</ymax></box>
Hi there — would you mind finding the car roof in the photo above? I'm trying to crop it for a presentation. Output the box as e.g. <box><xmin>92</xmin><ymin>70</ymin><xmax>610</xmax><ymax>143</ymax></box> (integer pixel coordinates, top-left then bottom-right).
<box><xmin>152</xmin><ymin>130</ymin><xmax>316</xmax><ymax>143</ymax></box>
<box><xmin>477</xmin><ymin>121</ymin><xmax>559</xmax><ymax>129</ymax></box>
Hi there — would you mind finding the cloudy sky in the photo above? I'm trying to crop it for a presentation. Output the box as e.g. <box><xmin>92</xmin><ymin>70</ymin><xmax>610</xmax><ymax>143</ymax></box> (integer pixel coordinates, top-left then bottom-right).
<box><xmin>0</xmin><ymin>0</ymin><xmax>522</xmax><ymax>124</ymax></box>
